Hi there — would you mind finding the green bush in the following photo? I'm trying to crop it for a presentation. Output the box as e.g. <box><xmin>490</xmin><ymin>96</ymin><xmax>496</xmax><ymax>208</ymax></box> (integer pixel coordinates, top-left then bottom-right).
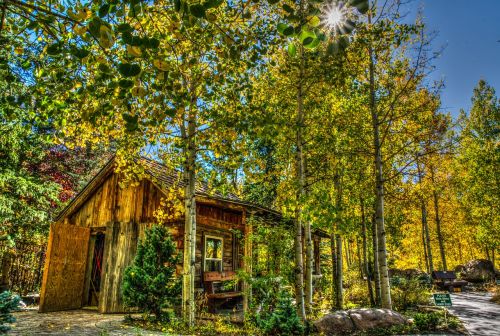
<box><xmin>250</xmin><ymin>276</ymin><xmax>304</xmax><ymax>335</ymax></box>
<box><xmin>0</xmin><ymin>291</ymin><xmax>20</xmax><ymax>333</ymax></box>
<box><xmin>391</xmin><ymin>277</ymin><xmax>430</xmax><ymax>311</ymax></box>
<box><xmin>413</xmin><ymin>312</ymin><xmax>440</xmax><ymax>331</ymax></box>
<box><xmin>122</xmin><ymin>225</ymin><xmax>181</xmax><ymax>320</ymax></box>
<box><xmin>255</xmin><ymin>292</ymin><xmax>304</xmax><ymax>335</ymax></box>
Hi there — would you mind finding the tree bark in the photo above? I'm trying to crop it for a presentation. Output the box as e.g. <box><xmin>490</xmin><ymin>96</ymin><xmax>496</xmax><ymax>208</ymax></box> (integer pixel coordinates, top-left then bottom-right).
<box><xmin>344</xmin><ymin>239</ymin><xmax>351</xmax><ymax>268</ymax></box>
<box><xmin>430</xmin><ymin>165</ymin><xmax>447</xmax><ymax>270</ymax></box>
<box><xmin>356</xmin><ymin>238</ymin><xmax>363</xmax><ymax>279</ymax></box>
<box><xmin>330</xmin><ymin>232</ymin><xmax>337</xmax><ymax>309</ymax></box>
<box><xmin>181</xmin><ymin>95</ymin><xmax>197</xmax><ymax>325</ymax></box>
<box><xmin>335</xmin><ymin>234</ymin><xmax>343</xmax><ymax>309</ymax></box>
<box><xmin>334</xmin><ymin>175</ymin><xmax>343</xmax><ymax>310</ymax></box>
<box><xmin>368</xmin><ymin>11</ymin><xmax>392</xmax><ymax>309</ymax></box>
<box><xmin>361</xmin><ymin>199</ymin><xmax>375</xmax><ymax>306</ymax></box>
<box><xmin>294</xmin><ymin>42</ymin><xmax>307</xmax><ymax>320</ymax></box>
<box><xmin>422</xmin><ymin>218</ymin><xmax>430</xmax><ymax>274</ymax></box>
<box><xmin>371</xmin><ymin>213</ymin><xmax>381</xmax><ymax>306</ymax></box>
<box><xmin>417</xmin><ymin>161</ymin><xmax>434</xmax><ymax>273</ymax></box>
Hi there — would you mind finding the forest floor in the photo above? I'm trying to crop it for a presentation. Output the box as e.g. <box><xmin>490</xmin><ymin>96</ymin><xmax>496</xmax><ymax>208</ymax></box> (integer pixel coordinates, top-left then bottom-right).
<box><xmin>448</xmin><ymin>292</ymin><xmax>500</xmax><ymax>336</ymax></box>
<box><xmin>8</xmin><ymin>309</ymin><xmax>164</xmax><ymax>335</ymax></box>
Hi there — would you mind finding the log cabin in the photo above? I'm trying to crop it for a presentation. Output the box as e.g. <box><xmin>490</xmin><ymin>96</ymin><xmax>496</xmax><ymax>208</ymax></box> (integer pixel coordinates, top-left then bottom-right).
<box><xmin>38</xmin><ymin>156</ymin><xmax>327</xmax><ymax>314</ymax></box>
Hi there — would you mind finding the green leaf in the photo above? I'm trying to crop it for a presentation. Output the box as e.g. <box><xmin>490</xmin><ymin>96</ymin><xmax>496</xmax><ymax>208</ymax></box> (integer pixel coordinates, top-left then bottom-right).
<box><xmin>99</xmin><ymin>63</ymin><xmax>111</xmax><ymax>73</ymax></box>
<box><xmin>349</xmin><ymin>0</ymin><xmax>369</xmax><ymax>14</ymax></box>
<box><xmin>309</xmin><ymin>15</ymin><xmax>321</xmax><ymax>27</ymax></box>
<box><xmin>299</xmin><ymin>29</ymin><xmax>315</xmax><ymax>43</ymax></box>
<box><xmin>287</xmin><ymin>43</ymin><xmax>296</xmax><ymax>57</ymax></box>
<box><xmin>282</xmin><ymin>4</ymin><xmax>294</xmax><ymax>14</ymax></box>
<box><xmin>116</xmin><ymin>23</ymin><xmax>133</xmax><ymax>33</ymax></box>
<box><xmin>71</xmin><ymin>47</ymin><xmax>90</xmax><ymax>59</ymax></box>
<box><xmin>122</xmin><ymin>113</ymin><xmax>139</xmax><ymax>132</ymax></box>
<box><xmin>46</xmin><ymin>43</ymin><xmax>61</xmax><ymax>55</ymax></box>
<box><xmin>88</xmin><ymin>18</ymin><xmax>101</xmax><ymax>37</ymax></box>
<box><xmin>190</xmin><ymin>4</ymin><xmax>206</xmax><ymax>18</ymax></box>
<box><xmin>277</xmin><ymin>23</ymin><xmax>288</xmax><ymax>34</ymax></box>
<box><xmin>204</xmin><ymin>0</ymin><xmax>223</xmax><ymax>9</ymax></box>
<box><xmin>283</xmin><ymin>26</ymin><xmax>294</xmax><ymax>36</ymax></box>
<box><xmin>327</xmin><ymin>42</ymin><xmax>339</xmax><ymax>55</ymax></box>
<box><xmin>144</xmin><ymin>37</ymin><xmax>160</xmax><ymax>49</ymax></box>
<box><xmin>99</xmin><ymin>4</ymin><xmax>110</xmax><ymax>18</ymax></box>
<box><xmin>304</xmin><ymin>37</ymin><xmax>320</xmax><ymax>49</ymax></box>
<box><xmin>165</xmin><ymin>108</ymin><xmax>177</xmax><ymax>117</ymax></box>
<box><xmin>118</xmin><ymin>63</ymin><xmax>141</xmax><ymax>77</ymax></box>
<box><xmin>174</xmin><ymin>0</ymin><xmax>182</xmax><ymax>11</ymax></box>
<box><xmin>119</xmin><ymin>79</ymin><xmax>134</xmax><ymax>88</ymax></box>
<box><xmin>302</xmin><ymin>37</ymin><xmax>314</xmax><ymax>46</ymax></box>
<box><xmin>338</xmin><ymin>36</ymin><xmax>349</xmax><ymax>49</ymax></box>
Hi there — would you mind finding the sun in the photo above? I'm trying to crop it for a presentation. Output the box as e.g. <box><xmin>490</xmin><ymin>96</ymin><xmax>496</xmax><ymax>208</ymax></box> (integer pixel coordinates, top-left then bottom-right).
<box><xmin>321</xmin><ymin>2</ymin><xmax>350</xmax><ymax>35</ymax></box>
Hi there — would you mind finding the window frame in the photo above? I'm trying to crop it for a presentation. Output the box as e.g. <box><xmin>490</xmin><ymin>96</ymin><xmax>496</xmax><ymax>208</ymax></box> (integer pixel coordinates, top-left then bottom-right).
<box><xmin>204</xmin><ymin>235</ymin><xmax>224</xmax><ymax>272</ymax></box>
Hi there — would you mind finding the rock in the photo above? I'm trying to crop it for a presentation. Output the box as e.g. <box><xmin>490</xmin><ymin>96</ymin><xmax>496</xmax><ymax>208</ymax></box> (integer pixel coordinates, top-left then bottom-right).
<box><xmin>461</xmin><ymin>259</ymin><xmax>495</xmax><ymax>283</ymax></box>
<box><xmin>313</xmin><ymin>309</ymin><xmax>408</xmax><ymax>335</ymax></box>
<box><xmin>454</xmin><ymin>264</ymin><xmax>465</xmax><ymax>275</ymax></box>
<box><xmin>389</xmin><ymin>268</ymin><xmax>426</xmax><ymax>279</ymax></box>
<box><xmin>313</xmin><ymin>311</ymin><xmax>355</xmax><ymax>335</ymax></box>
<box><xmin>348</xmin><ymin>308</ymin><xmax>408</xmax><ymax>331</ymax></box>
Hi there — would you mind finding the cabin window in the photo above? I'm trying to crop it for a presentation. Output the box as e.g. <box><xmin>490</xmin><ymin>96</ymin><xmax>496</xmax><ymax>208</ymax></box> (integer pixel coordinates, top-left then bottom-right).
<box><xmin>205</xmin><ymin>236</ymin><xmax>223</xmax><ymax>272</ymax></box>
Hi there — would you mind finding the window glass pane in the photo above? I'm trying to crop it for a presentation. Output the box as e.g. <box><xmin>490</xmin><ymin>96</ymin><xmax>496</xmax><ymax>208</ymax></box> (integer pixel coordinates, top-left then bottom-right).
<box><xmin>206</xmin><ymin>237</ymin><xmax>222</xmax><ymax>259</ymax></box>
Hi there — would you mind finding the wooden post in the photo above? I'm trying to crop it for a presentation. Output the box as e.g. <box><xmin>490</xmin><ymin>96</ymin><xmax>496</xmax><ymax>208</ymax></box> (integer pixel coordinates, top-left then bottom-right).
<box><xmin>242</xmin><ymin>209</ymin><xmax>252</xmax><ymax>313</ymax></box>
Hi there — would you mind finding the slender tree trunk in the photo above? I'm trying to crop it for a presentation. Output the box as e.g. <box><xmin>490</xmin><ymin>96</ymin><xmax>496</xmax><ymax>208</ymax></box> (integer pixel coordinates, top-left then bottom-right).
<box><xmin>0</xmin><ymin>2</ymin><xmax>7</xmax><ymax>34</ymax></box>
<box><xmin>181</xmin><ymin>100</ymin><xmax>197</xmax><ymax>325</ymax></box>
<box><xmin>430</xmin><ymin>166</ymin><xmax>447</xmax><ymax>270</ymax></box>
<box><xmin>356</xmin><ymin>238</ymin><xmax>363</xmax><ymax>279</ymax></box>
<box><xmin>422</xmin><ymin>219</ymin><xmax>430</xmax><ymax>274</ymax></box>
<box><xmin>372</xmin><ymin>213</ymin><xmax>381</xmax><ymax>306</ymax></box>
<box><xmin>417</xmin><ymin>161</ymin><xmax>434</xmax><ymax>272</ymax></box>
<box><xmin>344</xmin><ymin>239</ymin><xmax>351</xmax><ymax>268</ymax></box>
<box><xmin>368</xmin><ymin>11</ymin><xmax>391</xmax><ymax>309</ymax></box>
<box><xmin>421</xmin><ymin>201</ymin><xmax>433</xmax><ymax>272</ymax></box>
<box><xmin>361</xmin><ymin>199</ymin><xmax>375</xmax><ymax>306</ymax></box>
<box><xmin>330</xmin><ymin>232</ymin><xmax>337</xmax><ymax>309</ymax></box>
<box><xmin>334</xmin><ymin>175</ymin><xmax>343</xmax><ymax>309</ymax></box>
<box><xmin>294</xmin><ymin>42</ymin><xmax>307</xmax><ymax>320</ymax></box>
<box><xmin>492</xmin><ymin>249</ymin><xmax>495</xmax><ymax>269</ymax></box>
<box><xmin>335</xmin><ymin>234</ymin><xmax>343</xmax><ymax>309</ymax></box>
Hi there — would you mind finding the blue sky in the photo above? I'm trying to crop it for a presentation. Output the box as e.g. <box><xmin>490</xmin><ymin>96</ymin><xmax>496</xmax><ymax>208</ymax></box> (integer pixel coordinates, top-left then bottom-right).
<box><xmin>403</xmin><ymin>0</ymin><xmax>500</xmax><ymax>117</ymax></box>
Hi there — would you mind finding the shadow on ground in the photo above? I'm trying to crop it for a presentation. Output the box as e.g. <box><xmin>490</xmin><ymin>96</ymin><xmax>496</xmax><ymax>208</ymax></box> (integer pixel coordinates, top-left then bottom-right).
<box><xmin>9</xmin><ymin>309</ymin><xmax>164</xmax><ymax>335</ymax></box>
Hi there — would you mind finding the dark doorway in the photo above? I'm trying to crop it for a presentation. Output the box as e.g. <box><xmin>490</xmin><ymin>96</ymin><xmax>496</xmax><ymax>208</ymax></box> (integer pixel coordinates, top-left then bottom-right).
<box><xmin>87</xmin><ymin>232</ymin><xmax>105</xmax><ymax>306</ymax></box>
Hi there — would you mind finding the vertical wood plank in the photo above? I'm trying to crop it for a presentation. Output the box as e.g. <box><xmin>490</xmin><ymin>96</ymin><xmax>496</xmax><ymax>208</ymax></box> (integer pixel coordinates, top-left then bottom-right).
<box><xmin>39</xmin><ymin>224</ymin><xmax>91</xmax><ymax>312</ymax></box>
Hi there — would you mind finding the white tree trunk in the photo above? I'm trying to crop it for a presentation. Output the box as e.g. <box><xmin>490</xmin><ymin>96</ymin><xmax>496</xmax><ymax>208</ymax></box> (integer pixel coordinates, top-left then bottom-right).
<box><xmin>181</xmin><ymin>101</ymin><xmax>197</xmax><ymax>325</ymax></box>
<box><xmin>368</xmin><ymin>14</ymin><xmax>392</xmax><ymax>308</ymax></box>
<box><xmin>294</xmin><ymin>43</ymin><xmax>306</xmax><ymax>320</ymax></box>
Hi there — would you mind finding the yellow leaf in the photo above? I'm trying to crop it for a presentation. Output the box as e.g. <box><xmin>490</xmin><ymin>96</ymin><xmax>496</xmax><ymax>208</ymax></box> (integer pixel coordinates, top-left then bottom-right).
<box><xmin>127</xmin><ymin>45</ymin><xmax>142</xmax><ymax>57</ymax></box>
<box><xmin>153</xmin><ymin>59</ymin><xmax>169</xmax><ymax>71</ymax></box>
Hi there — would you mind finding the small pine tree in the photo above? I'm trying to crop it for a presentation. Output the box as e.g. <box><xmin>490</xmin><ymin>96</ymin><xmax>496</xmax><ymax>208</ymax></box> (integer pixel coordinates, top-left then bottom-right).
<box><xmin>258</xmin><ymin>293</ymin><xmax>305</xmax><ymax>335</ymax></box>
<box><xmin>0</xmin><ymin>291</ymin><xmax>20</xmax><ymax>333</ymax></box>
<box><xmin>122</xmin><ymin>225</ymin><xmax>181</xmax><ymax>320</ymax></box>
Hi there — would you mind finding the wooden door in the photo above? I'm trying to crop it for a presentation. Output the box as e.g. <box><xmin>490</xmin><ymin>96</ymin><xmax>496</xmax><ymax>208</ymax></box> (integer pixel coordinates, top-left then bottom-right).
<box><xmin>39</xmin><ymin>223</ymin><xmax>91</xmax><ymax>312</ymax></box>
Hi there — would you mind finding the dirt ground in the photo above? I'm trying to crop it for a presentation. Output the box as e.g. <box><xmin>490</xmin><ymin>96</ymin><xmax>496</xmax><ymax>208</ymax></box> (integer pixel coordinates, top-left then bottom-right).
<box><xmin>8</xmin><ymin>309</ymin><xmax>166</xmax><ymax>336</ymax></box>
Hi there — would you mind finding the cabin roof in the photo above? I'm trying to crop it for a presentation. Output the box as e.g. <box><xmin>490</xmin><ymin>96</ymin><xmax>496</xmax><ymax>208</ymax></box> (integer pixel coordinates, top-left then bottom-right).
<box><xmin>55</xmin><ymin>156</ymin><xmax>281</xmax><ymax>222</ymax></box>
<box><xmin>54</xmin><ymin>157</ymin><xmax>331</xmax><ymax>238</ymax></box>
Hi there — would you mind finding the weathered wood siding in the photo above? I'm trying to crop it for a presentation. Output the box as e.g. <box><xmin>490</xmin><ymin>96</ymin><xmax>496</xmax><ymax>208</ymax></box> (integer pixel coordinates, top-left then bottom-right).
<box><xmin>195</xmin><ymin>203</ymin><xmax>244</xmax><ymax>288</ymax></box>
<box><xmin>39</xmin><ymin>224</ymin><xmax>90</xmax><ymax>312</ymax></box>
<box><xmin>65</xmin><ymin>173</ymin><xmax>175</xmax><ymax>227</ymax></box>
